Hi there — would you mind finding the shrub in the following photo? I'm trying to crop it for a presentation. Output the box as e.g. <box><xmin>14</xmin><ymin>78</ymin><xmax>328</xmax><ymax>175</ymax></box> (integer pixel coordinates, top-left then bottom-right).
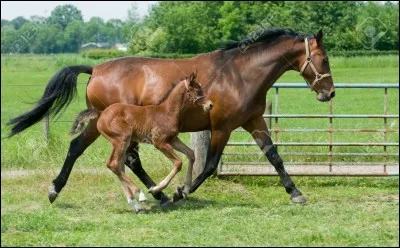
<box><xmin>80</xmin><ymin>49</ymin><xmax>127</xmax><ymax>59</ymax></box>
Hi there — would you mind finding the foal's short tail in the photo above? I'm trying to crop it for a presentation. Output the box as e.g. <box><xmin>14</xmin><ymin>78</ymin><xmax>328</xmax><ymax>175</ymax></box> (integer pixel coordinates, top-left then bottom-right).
<box><xmin>69</xmin><ymin>109</ymin><xmax>100</xmax><ymax>135</ymax></box>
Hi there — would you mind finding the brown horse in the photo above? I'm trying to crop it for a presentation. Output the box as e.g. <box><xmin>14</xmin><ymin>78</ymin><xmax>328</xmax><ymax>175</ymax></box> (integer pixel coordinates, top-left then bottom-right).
<box><xmin>7</xmin><ymin>28</ymin><xmax>335</xmax><ymax>205</ymax></box>
<box><xmin>69</xmin><ymin>72</ymin><xmax>212</xmax><ymax>211</ymax></box>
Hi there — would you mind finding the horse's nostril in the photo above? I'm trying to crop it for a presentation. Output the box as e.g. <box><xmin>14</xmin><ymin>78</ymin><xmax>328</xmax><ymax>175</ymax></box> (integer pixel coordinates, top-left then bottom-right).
<box><xmin>330</xmin><ymin>91</ymin><xmax>335</xmax><ymax>98</ymax></box>
<box><xmin>209</xmin><ymin>103</ymin><xmax>213</xmax><ymax>109</ymax></box>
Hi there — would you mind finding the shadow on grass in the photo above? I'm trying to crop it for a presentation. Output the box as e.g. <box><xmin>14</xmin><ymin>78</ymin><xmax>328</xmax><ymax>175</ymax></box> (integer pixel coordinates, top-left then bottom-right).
<box><xmin>217</xmin><ymin>175</ymin><xmax>399</xmax><ymax>189</ymax></box>
<box><xmin>110</xmin><ymin>196</ymin><xmax>262</xmax><ymax>215</ymax></box>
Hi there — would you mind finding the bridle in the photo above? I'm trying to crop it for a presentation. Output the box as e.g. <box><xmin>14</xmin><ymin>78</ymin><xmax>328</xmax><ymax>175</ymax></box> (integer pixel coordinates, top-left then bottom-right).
<box><xmin>299</xmin><ymin>38</ymin><xmax>331</xmax><ymax>91</ymax></box>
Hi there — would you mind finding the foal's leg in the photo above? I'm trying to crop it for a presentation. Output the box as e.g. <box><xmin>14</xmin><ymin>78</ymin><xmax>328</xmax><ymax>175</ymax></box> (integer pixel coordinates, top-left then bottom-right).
<box><xmin>168</xmin><ymin>138</ymin><xmax>195</xmax><ymax>200</ymax></box>
<box><xmin>125</xmin><ymin>142</ymin><xmax>171</xmax><ymax>204</ymax></box>
<box><xmin>149</xmin><ymin>143</ymin><xmax>183</xmax><ymax>194</ymax></box>
<box><xmin>49</xmin><ymin>119</ymin><xmax>100</xmax><ymax>203</ymax></box>
<box><xmin>107</xmin><ymin>138</ymin><xmax>143</xmax><ymax>212</ymax></box>
<box><xmin>242</xmin><ymin>116</ymin><xmax>306</xmax><ymax>203</ymax></box>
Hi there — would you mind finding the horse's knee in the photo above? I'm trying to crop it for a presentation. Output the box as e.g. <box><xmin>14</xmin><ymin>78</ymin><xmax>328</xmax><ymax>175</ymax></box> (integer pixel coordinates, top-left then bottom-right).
<box><xmin>265</xmin><ymin>146</ymin><xmax>283</xmax><ymax>166</ymax></box>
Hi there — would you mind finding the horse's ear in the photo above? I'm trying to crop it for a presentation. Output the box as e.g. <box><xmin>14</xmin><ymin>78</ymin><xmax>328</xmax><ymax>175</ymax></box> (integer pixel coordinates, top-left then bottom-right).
<box><xmin>315</xmin><ymin>29</ymin><xmax>323</xmax><ymax>45</ymax></box>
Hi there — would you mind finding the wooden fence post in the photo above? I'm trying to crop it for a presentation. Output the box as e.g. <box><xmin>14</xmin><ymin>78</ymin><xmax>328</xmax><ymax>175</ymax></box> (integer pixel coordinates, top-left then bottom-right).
<box><xmin>265</xmin><ymin>100</ymin><xmax>272</xmax><ymax>129</ymax></box>
<box><xmin>190</xmin><ymin>130</ymin><xmax>211</xmax><ymax>178</ymax></box>
<box><xmin>43</xmin><ymin>115</ymin><xmax>50</xmax><ymax>142</ymax></box>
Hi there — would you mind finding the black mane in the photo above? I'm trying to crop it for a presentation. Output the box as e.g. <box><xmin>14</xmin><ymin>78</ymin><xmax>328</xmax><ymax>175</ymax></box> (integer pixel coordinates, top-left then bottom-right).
<box><xmin>218</xmin><ymin>28</ymin><xmax>311</xmax><ymax>51</ymax></box>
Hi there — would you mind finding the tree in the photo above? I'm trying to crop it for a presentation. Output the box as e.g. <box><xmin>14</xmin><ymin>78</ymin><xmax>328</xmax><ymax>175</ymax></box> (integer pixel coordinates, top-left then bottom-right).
<box><xmin>10</xmin><ymin>16</ymin><xmax>28</xmax><ymax>30</ymax></box>
<box><xmin>47</xmin><ymin>4</ymin><xmax>83</xmax><ymax>30</ymax></box>
<box><xmin>63</xmin><ymin>20</ymin><xmax>85</xmax><ymax>52</ymax></box>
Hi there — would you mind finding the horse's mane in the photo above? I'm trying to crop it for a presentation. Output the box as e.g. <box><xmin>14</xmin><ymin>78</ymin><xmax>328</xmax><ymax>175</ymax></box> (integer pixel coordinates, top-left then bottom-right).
<box><xmin>218</xmin><ymin>28</ymin><xmax>311</xmax><ymax>51</ymax></box>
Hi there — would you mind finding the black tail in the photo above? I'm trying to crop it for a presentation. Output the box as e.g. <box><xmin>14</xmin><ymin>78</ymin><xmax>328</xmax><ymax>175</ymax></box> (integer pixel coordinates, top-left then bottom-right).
<box><xmin>6</xmin><ymin>65</ymin><xmax>93</xmax><ymax>137</ymax></box>
<box><xmin>69</xmin><ymin>109</ymin><xmax>100</xmax><ymax>135</ymax></box>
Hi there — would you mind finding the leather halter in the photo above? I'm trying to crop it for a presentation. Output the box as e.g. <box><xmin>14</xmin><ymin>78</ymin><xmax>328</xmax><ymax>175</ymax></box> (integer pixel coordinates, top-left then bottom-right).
<box><xmin>299</xmin><ymin>38</ymin><xmax>331</xmax><ymax>90</ymax></box>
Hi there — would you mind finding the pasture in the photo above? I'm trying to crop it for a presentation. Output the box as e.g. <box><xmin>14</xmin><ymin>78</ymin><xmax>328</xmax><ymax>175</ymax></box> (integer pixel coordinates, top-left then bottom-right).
<box><xmin>1</xmin><ymin>54</ymin><xmax>399</xmax><ymax>246</ymax></box>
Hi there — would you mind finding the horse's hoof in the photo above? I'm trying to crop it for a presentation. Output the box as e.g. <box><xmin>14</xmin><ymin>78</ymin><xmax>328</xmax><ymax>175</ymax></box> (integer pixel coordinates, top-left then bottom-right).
<box><xmin>291</xmin><ymin>195</ymin><xmax>307</xmax><ymax>204</ymax></box>
<box><xmin>160</xmin><ymin>194</ymin><xmax>171</xmax><ymax>205</ymax></box>
<box><xmin>172</xmin><ymin>186</ymin><xmax>185</xmax><ymax>203</ymax></box>
<box><xmin>48</xmin><ymin>187</ymin><xmax>58</xmax><ymax>204</ymax></box>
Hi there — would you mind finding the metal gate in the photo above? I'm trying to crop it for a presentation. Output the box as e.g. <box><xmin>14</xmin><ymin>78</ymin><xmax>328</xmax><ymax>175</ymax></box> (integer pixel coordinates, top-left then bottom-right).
<box><xmin>218</xmin><ymin>83</ymin><xmax>399</xmax><ymax>176</ymax></box>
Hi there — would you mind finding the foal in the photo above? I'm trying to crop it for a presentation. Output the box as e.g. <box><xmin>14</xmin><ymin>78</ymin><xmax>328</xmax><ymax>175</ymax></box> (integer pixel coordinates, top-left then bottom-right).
<box><xmin>70</xmin><ymin>72</ymin><xmax>213</xmax><ymax>212</ymax></box>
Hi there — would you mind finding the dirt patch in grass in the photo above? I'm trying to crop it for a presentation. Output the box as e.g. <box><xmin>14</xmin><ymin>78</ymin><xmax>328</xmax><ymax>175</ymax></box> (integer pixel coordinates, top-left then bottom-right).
<box><xmin>361</xmin><ymin>194</ymin><xmax>399</xmax><ymax>206</ymax></box>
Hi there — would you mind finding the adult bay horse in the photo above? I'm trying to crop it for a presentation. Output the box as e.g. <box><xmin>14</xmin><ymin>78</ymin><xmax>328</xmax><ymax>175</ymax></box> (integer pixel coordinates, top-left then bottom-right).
<box><xmin>7</xmin><ymin>28</ymin><xmax>335</xmax><ymax>205</ymax></box>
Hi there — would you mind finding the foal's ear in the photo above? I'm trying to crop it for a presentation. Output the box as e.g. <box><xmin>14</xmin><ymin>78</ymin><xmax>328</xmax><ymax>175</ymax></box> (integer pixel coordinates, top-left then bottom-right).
<box><xmin>315</xmin><ymin>29</ymin><xmax>323</xmax><ymax>45</ymax></box>
<box><xmin>188</xmin><ymin>71</ymin><xmax>196</xmax><ymax>82</ymax></box>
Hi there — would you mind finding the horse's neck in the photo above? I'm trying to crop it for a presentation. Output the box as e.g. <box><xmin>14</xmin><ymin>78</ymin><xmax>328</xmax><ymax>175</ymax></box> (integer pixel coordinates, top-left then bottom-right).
<box><xmin>162</xmin><ymin>81</ymin><xmax>187</xmax><ymax>119</ymax></box>
<box><xmin>233</xmin><ymin>38</ymin><xmax>302</xmax><ymax>96</ymax></box>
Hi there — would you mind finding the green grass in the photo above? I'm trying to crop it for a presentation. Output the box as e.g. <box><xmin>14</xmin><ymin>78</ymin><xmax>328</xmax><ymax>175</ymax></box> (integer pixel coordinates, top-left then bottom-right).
<box><xmin>1</xmin><ymin>172</ymin><xmax>399</xmax><ymax>246</ymax></box>
<box><xmin>1</xmin><ymin>53</ymin><xmax>399</xmax><ymax>246</ymax></box>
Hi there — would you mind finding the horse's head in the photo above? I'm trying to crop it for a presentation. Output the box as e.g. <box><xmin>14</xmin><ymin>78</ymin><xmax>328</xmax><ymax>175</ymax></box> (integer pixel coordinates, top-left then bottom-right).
<box><xmin>183</xmin><ymin>71</ymin><xmax>213</xmax><ymax>112</ymax></box>
<box><xmin>298</xmin><ymin>30</ymin><xmax>335</xmax><ymax>102</ymax></box>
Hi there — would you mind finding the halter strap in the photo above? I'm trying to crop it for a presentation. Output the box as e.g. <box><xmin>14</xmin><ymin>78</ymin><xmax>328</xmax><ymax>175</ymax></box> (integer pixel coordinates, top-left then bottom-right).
<box><xmin>299</xmin><ymin>38</ymin><xmax>331</xmax><ymax>90</ymax></box>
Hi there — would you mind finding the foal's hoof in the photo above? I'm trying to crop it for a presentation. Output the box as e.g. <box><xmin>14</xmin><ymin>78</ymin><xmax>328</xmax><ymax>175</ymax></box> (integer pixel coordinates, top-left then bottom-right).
<box><xmin>48</xmin><ymin>187</ymin><xmax>58</xmax><ymax>204</ymax></box>
<box><xmin>291</xmin><ymin>195</ymin><xmax>307</xmax><ymax>204</ymax></box>
<box><xmin>138</xmin><ymin>191</ymin><xmax>147</xmax><ymax>202</ymax></box>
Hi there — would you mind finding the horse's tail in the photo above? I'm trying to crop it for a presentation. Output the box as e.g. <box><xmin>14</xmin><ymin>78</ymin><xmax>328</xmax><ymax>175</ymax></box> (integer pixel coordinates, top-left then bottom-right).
<box><xmin>6</xmin><ymin>65</ymin><xmax>93</xmax><ymax>138</ymax></box>
<box><xmin>69</xmin><ymin>109</ymin><xmax>100</xmax><ymax>135</ymax></box>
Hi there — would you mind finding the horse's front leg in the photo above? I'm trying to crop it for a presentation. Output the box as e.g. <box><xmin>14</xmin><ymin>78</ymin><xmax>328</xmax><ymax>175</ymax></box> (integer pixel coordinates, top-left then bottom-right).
<box><xmin>173</xmin><ymin>129</ymin><xmax>231</xmax><ymax>202</ymax></box>
<box><xmin>125</xmin><ymin>142</ymin><xmax>171</xmax><ymax>205</ymax></box>
<box><xmin>242</xmin><ymin>116</ymin><xmax>306</xmax><ymax>203</ymax></box>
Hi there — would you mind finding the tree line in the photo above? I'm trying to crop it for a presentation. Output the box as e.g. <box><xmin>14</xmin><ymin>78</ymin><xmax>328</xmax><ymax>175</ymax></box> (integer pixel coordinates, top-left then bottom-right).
<box><xmin>1</xmin><ymin>1</ymin><xmax>398</xmax><ymax>55</ymax></box>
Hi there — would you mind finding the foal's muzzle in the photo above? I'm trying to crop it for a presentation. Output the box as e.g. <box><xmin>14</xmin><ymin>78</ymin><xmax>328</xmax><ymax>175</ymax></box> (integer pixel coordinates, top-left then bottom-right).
<box><xmin>202</xmin><ymin>100</ymin><xmax>213</xmax><ymax>112</ymax></box>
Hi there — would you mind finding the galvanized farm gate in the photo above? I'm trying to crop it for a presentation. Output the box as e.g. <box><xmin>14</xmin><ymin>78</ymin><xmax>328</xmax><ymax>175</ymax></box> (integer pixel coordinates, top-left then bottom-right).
<box><xmin>214</xmin><ymin>83</ymin><xmax>399</xmax><ymax>176</ymax></box>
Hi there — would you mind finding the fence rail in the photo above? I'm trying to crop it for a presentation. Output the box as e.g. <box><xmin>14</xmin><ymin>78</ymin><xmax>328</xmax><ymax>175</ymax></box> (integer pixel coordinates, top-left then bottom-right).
<box><xmin>2</xmin><ymin>82</ymin><xmax>399</xmax><ymax>176</ymax></box>
<box><xmin>218</xmin><ymin>83</ymin><xmax>399</xmax><ymax>177</ymax></box>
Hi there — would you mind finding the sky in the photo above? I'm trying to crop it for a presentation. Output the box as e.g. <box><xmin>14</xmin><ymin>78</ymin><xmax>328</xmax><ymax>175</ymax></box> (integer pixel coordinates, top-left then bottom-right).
<box><xmin>1</xmin><ymin>1</ymin><xmax>157</xmax><ymax>21</ymax></box>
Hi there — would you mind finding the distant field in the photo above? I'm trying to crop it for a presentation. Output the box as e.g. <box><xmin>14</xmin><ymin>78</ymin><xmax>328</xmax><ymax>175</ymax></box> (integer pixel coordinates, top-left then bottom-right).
<box><xmin>1</xmin><ymin>54</ymin><xmax>399</xmax><ymax>246</ymax></box>
<box><xmin>1</xmin><ymin>54</ymin><xmax>398</xmax><ymax>169</ymax></box>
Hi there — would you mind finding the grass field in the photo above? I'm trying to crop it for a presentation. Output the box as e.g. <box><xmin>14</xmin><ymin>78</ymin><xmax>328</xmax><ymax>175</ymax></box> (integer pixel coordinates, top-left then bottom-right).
<box><xmin>1</xmin><ymin>54</ymin><xmax>399</xmax><ymax>246</ymax></box>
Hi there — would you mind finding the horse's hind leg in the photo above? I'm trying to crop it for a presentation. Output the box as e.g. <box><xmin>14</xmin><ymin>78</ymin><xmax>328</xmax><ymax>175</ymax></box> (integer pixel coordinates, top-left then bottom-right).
<box><xmin>242</xmin><ymin>116</ymin><xmax>306</xmax><ymax>204</ymax></box>
<box><xmin>49</xmin><ymin>118</ymin><xmax>100</xmax><ymax>203</ymax></box>
<box><xmin>125</xmin><ymin>142</ymin><xmax>171</xmax><ymax>204</ymax></box>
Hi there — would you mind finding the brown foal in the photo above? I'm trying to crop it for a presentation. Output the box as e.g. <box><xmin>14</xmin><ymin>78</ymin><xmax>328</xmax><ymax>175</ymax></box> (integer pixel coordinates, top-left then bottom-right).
<box><xmin>69</xmin><ymin>72</ymin><xmax>213</xmax><ymax>211</ymax></box>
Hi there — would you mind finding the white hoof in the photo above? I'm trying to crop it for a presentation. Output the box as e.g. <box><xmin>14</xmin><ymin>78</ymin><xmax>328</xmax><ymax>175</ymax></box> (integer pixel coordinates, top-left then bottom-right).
<box><xmin>128</xmin><ymin>199</ymin><xmax>143</xmax><ymax>212</ymax></box>
<box><xmin>138</xmin><ymin>190</ymin><xmax>147</xmax><ymax>202</ymax></box>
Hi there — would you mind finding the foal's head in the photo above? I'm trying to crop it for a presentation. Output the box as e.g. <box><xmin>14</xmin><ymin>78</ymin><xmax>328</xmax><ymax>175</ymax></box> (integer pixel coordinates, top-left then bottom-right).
<box><xmin>298</xmin><ymin>30</ymin><xmax>335</xmax><ymax>102</ymax></box>
<box><xmin>182</xmin><ymin>71</ymin><xmax>213</xmax><ymax>112</ymax></box>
